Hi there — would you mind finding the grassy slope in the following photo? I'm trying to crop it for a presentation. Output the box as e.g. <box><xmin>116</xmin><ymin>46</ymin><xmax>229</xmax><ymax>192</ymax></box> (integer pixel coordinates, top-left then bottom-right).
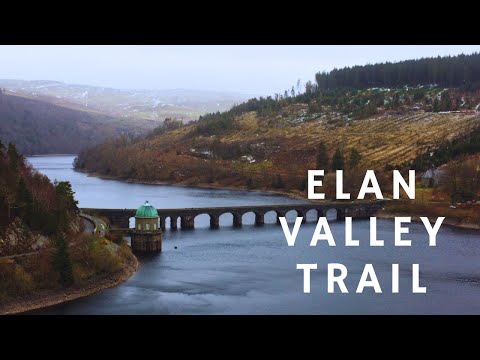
<box><xmin>141</xmin><ymin>109</ymin><xmax>477</xmax><ymax>168</ymax></box>
<box><xmin>80</xmin><ymin>106</ymin><xmax>479</xmax><ymax>194</ymax></box>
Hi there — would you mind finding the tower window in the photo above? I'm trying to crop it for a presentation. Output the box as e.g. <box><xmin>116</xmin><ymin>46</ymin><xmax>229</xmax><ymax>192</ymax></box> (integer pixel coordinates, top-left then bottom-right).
<box><xmin>153</xmin><ymin>223</ymin><xmax>157</xmax><ymax>230</ymax></box>
<box><xmin>137</xmin><ymin>224</ymin><xmax>141</xmax><ymax>230</ymax></box>
<box><xmin>146</xmin><ymin>223</ymin><xmax>150</xmax><ymax>231</ymax></box>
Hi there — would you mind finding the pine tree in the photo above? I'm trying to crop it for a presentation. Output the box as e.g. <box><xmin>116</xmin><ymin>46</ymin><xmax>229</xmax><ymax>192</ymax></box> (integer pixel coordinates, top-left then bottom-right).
<box><xmin>433</xmin><ymin>97</ymin><xmax>440</xmax><ymax>112</ymax></box>
<box><xmin>349</xmin><ymin>148</ymin><xmax>362</xmax><ymax>168</ymax></box>
<box><xmin>16</xmin><ymin>177</ymin><xmax>33</xmax><ymax>219</ymax></box>
<box><xmin>55</xmin><ymin>181</ymin><xmax>79</xmax><ymax>212</ymax></box>
<box><xmin>52</xmin><ymin>234</ymin><xmax>73</xmax><ymax>287</ymax></box>
<box><xmin>332</xmin><ymin>148</ymin><xmax>344</xmax><ymax>171</ymax></box>
<box><xmin>440</xmin><ymin>91</ymin><xmax>451</xmax><ymax>111</ymax></box>
<box><xmin>316</xmin><ymin>141</ymin><xmax>329</xmax><ymax>170</ymax></box>
<box><xmin>7</xmin><ymin>143</ymin><xmax>21</xmax><ymax>173</ymax></box>
<box><xmin>272</xmin><ymin>174</ymin><xmax>285</xmax><ymax>189</ymax></box>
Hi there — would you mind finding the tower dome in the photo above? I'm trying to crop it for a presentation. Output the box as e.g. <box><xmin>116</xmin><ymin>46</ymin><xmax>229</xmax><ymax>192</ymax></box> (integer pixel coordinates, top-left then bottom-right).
<box><xmin>131</xmin><ymin>201</ymin><xmax>162</xmax><ymax>253</ymax></box>
<box><xmin>135</xmin><ymin>201</ymin><xmax>159</xmax><ymax>218</ymax></box>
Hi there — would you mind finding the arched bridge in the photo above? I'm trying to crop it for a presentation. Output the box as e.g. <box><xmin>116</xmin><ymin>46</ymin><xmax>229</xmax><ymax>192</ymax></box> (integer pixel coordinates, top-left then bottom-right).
<box><xmin>81</xmin><ymin>200</ymin><xmax>386</xmax><ymax>231</ymax></box>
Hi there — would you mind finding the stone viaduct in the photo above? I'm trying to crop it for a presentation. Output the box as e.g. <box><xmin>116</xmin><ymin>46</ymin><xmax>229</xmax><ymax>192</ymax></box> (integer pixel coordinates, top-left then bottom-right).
<box><xmin>81</xmin><ymin>200</ymin><xmax>386</xmax><ymax>231</ymax></box>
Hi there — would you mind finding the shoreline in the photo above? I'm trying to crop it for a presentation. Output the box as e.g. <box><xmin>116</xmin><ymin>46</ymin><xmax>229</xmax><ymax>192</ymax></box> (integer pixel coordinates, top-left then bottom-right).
<box><xmin>0</xmin><ymin>253</ymin><xmax>139</xmax><ymax>315</ymax></box>
<box><xmin>376</xmin><ymin>211</ymin><xmax>480</xmax><ymax>231</ymax></box>
<box><xmin>76</xmin><ymin>168</ymin><xmax>480</xmax><ymax>231</ymax></box>
<box><xmin>75</xmin><ymin>168</ymin><xmax>308</xmax><ymax>201</ymax></box>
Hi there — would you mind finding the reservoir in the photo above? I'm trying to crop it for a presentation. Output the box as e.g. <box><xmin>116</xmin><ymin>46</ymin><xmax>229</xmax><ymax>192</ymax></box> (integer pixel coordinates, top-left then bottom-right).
<box><xmin>27</xmin><ymin>155</ymin><xmax>480</xmax><ymax>314</ymax></box>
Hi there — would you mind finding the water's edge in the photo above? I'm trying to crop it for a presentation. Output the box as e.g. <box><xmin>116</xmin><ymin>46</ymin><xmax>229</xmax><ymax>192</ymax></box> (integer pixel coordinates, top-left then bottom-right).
<box><xmin>74</xmin><ymin>168</ymin><xmax>308</xmax><ymax>201</ymax></box>
<box><xmin>77</xmin><ymin>168</ymin><xmax>480</xmax><ymax>231</ymax></box>
<box><xmin>377</xmin><ymin>211</ymin><xmax>480</xmax><ymax>231</ymax></box>
<box><xmin>0</xmin><ymin>253</ymin><xmax>139</xmax><ymax>315</ymax></box>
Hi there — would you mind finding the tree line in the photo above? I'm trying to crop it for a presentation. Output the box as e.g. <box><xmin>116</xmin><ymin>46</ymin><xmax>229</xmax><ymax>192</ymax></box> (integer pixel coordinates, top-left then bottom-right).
<box><xmin>0</xmin><ymin>142</ymin><xmax>79</xmax><ymax>286</ymax></box>
<box><xmin>314</xmin><ymin>52</ymin><xmax>480</xmax><ymax>91</ymax></box>
<box><xmin>411</xmin><ymin>126</ymin><xmax>480</xmax><ymax>170</ymax></box>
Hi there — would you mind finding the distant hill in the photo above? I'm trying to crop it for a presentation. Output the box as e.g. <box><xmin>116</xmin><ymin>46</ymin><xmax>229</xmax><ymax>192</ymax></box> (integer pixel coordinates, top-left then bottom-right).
<box><xmin>0</xmin><ymin>79</ymin><xmax>255</xmax><ymax>123</ymax></box>
<box><xmin>0</xmin><ymin>92</ymin><xmax>156</xmax><ymax>155</ymax></box>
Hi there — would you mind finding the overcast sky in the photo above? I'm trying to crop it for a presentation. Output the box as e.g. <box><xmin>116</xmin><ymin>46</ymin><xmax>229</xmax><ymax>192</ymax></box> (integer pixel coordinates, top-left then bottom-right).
<box><xmin>1</xmin><ymin>45</ymin><xmax>479</xmax><ymax>95</ymax></box>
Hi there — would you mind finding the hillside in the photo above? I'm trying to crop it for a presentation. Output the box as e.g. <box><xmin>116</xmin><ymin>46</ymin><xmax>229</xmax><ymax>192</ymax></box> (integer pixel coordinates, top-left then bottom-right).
<box><xmin>0</xmin><ymin>92</ymin><xmax>156</xmax><ymax>155</ymax></box>
<box><xmin>75</xmin><ymin>104</ymin><xmax>480</xmax><ymax>192</ymax></box>
<box><xmin>0</xmin><ymin>79</ymin><xmax>254</xmax><ymax>123</ymax></box>
<box><xmin>0</xmin><ymin>143</ymin><xmax>137</xmax><ymax>311</ymax></box>
<box><xmin>75</xmin><ymin>53</ymin><xmax>480</xmax><ymax>198</ymax></box>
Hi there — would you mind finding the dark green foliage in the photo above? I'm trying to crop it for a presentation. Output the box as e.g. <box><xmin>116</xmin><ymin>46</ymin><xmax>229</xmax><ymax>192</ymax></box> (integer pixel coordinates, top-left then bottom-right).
<box><xmin>16</xmin><ymin>178</ymin><xmax>33</xmax><ymax>218</ymax></box>
<box><xmin>314</xmin><ymin>52</ymin><xmax>480</xmax><ymax>90</ymax></box>
<box><xmin>411</xmin><ymin>127</ymin><xmax>480</xmax><ymax>170</ymax></box>
<box><xmin>349</xmin><ymin>148</ymin><xmax>362</xmax><ymax>168</ymax></box>
<box><xmin>52</xmin><ymin>234</ymin><xmax>73</xmax><ymax>287</ymax></box>
<box><xmin>0</xmin><ymin>143</ymin><xmax>78</xmax><ymax>234</ymax></box>
<box><xmin>332</xmin><ymin>148</ymin><xmax>344</xmax><ymax>171</ymax></box>
<box><xmin>7</xmin><ymin>143</ymin><xmax>21</xmax><ymax>172</ymax></box>
<box><xmin>29</xmin><ymin>204</ymin><xmax>58</xmax><ymax>235</ymax></box>
<box><xmin>432</xmin><ymin>97</ymin><xmax>440</xmax><ymax>112</ymax></box>
<box><xmin>196</xmin><ymin>112</ymin><xmax>236</xmax><ymax>136</ymax></box>
<box><xmin>210</xmin><ymin>140</ymin><xmax>243</xmax><ymax>160</ymax></box>
<box><xmin>307</xmin><ymin>102</ymin><xmax>322</xmax><ymax>114</ymax></box>
<box><xmin>147</xmin><ymin>118</ymin><xmax>184</xmax><ymax>138</ymax></box>
<box><xmin>272</xmin><ymin>174</ymin><xmax>285</xmax><ymax>189</ymax></box>
<box><xmin>195</xmin><ymin>94</ymin><xmax>289</xmax><ymax>136</ymax></box>
<box><xmin>55</xmin><ymin>181</ymin><xmax>79</xmax><ymax>213</ymax></box>
<box><xmin>352</xmin><ymin>102</ymin><xmax>378</xmax><ymax>119</ymax></box>
<box><xmin>440</xmin><ymin>91</ymin><xmax>452</xmax><ymax>111</ymax></box>
<box><xmin>316</xmin><ymin>141</ymin><xmax>329</xmax><ymax>170</ymax></box>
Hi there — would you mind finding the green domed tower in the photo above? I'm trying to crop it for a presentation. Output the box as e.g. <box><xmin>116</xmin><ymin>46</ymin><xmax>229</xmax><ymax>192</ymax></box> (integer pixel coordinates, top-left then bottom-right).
<box><xmin>131</xmin><ymin>201</ymin><xmax>162</xmax><ymax>252</ymax></box>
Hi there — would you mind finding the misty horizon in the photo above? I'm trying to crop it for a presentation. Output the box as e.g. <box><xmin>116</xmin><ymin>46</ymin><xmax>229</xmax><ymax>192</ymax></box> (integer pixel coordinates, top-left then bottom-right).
<box><xmin>0</xmin><ymin>78</ymin><xmax>260</xmax><ymax>96</ymax></box>
<box><xmin>1</xmin><ymin>45</ymin><xmax>480</xmax><ymax>95</ymax></box>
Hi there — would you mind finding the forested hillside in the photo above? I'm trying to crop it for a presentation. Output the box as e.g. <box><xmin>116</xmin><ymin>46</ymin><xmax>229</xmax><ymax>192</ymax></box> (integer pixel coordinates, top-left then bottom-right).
<box><xmin>314</xmin><ymin>52</ymin><xmax>480</xmax><ymax>90</ymax></box>
<box><xmin>75</xmin><ymin>53</ymin><xmax>480</xmax><ymax>199</ymax></box>
<box><xmin>0</xmin><ymin>92</ymin><xmax>155</xmax><ymax>155</ymax></box>
<box><xmin>0</xmin><ymin>142</ymin><xmax>136</xmax><ymax>307</ymax></box>
<box><xmin>0</xmin><ymin>142</ymin><xmax>78</xmax><ymax>253</ymax></box>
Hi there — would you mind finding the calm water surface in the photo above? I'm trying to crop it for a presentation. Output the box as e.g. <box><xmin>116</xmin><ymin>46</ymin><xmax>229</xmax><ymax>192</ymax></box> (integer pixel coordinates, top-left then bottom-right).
<box><xmin>27</xmin><ymin>155</ymin><xmax>480</xmax><ymax>314</ymax></box>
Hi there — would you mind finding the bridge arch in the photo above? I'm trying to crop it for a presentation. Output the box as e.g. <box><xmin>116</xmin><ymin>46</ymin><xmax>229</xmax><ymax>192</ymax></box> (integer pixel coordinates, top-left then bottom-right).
<box><xmin>324</xmin><ymin>208</ymin><xmax>346</xmax><ymax>221</ymax></box>
<box><xmin>219</xmin><ymin>212</ymin><xmax>233</xmax><ymax>227</ymax></box>
<box><xmin>325</xmin><ymin>208</ymin><xmax>338</xmax><ymax>220</ymax></box>
<box><xmin>284</xmin><ymin>209</ymin><xmax>300</xmax><ymax>223</ymax></box>
<box><xmin>242</xmin><ymin>211</ymin><xmax>256</xmax><ymax>225</ymax></box>
<box><xmin>194</xmin><ymin>213</ymin><xmax>212</xmax><ymax>228</ymax></box>
<box><xmin>263</xmin><ymin>210</ymin><xmax>278</xmax><ymax>224</ymax></box>
<box><xmin>241</xmin><ymin>211</ymin><xmax>265</xmax><ymax>226</ymax></box>
<box><xmin>305</xmin><ymin>209</ymin><xmax>318</xmax><ymax>222</ymax></box>
<box><xmin>218</xmin><ymin>212</ymin><xmax>243</xmax><ymax>227</ymax></box>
